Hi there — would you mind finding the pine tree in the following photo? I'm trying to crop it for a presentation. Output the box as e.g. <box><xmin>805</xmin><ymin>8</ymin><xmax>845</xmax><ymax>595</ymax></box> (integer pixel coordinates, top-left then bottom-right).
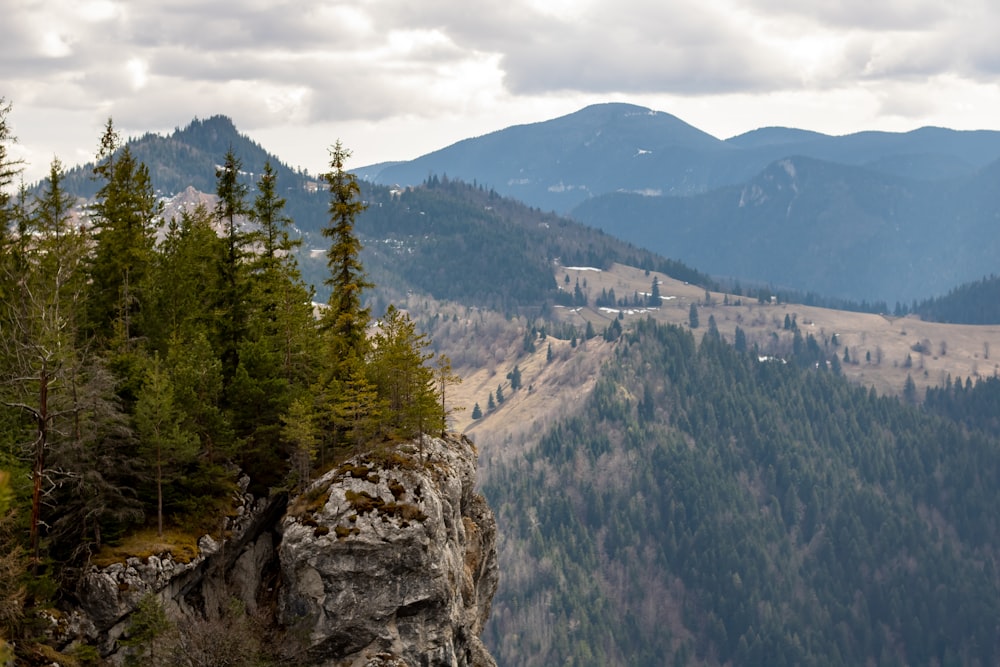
<box><xmin>282</xmin><ymin>395</ymin><xmax>320</xmax><ymax>492</ymax></box>
<box><xmin>689</xmin><ymin>303</ymin><xmax>700</xmax><ymax>329</ymax></box>
<box><xmin>321</xmin><ymin>141</ymin><xmax>371</xmax><ymax>364</ymax></box>
<box><xmin>471</xmin><ymin>403</ymin><xmax>483</xmax><ymax>420</ymax></box>
<box><xmin>331</xmin><ymin>354</ymin><xmax>380</xmax><ymax>453</ymax></box>
<box><xmin>434</xmin><ymin>355</ymin><xmax>462</xmax><ymax>435</ymax></box>
<box><xmin>507</xmin><ymin>365</ymin><xmax>522</xmax><ymax>391</ymax></box>
<box><xmin>367</xmin><ymin>305</ymin><xmax>439</xmax><ymax>438</ymax></box>
<box><xmin>135</xmin><ymin>356</ymin><xmax>197</xmax><ymax>537</ymax></box>
<box><xmin>213</xmin><ymin>148</ymin><xmax>252</xmax><ymax>390</ymax></box>
<box><xmin>87</xmin><ymin>120</ymin><xmax>160</xmax><ymax>352</ymax></box>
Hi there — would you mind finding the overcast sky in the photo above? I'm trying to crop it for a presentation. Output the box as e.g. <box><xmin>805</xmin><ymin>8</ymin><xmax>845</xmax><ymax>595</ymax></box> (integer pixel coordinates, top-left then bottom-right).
<box><xmin>4</xmin><ymin>0</ymin><xmax>1000</xmax><ymax>183</ymax></box>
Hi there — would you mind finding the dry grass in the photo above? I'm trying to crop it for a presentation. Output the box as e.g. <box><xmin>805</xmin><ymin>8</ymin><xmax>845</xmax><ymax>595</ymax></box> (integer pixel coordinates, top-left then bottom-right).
<box><xmin>91</xmin><ymin>526</ymin><xmax>202</xmax><ymax>567</ymax></box>
<box><xmin>552</xmin><ymin>263</ymin><xmax>1000</xmax><ymax>398</ymax></box>
<box><xmin>394</xmin><ymin>264</ymin><xmax>1000</xmax><ymax>483</ymax></box>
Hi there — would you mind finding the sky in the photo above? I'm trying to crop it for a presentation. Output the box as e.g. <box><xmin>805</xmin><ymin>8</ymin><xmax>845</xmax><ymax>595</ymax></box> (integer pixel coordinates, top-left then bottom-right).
<box><xmin>4</xmin><ymin>0</ymin><xmax>1000</xmax><ymax>184</ymax></box>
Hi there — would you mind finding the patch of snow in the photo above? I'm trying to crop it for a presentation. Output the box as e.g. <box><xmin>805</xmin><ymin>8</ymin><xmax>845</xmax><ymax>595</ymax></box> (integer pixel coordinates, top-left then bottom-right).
<box><xmin>563</xmin><ymin>266</ymin><xmax>602</xmax><ymax>272</ymax></box>
<box><xmin>598</xmin><ymin>307</ymin><xmax>658</xmax><ymax>316</ymax></box>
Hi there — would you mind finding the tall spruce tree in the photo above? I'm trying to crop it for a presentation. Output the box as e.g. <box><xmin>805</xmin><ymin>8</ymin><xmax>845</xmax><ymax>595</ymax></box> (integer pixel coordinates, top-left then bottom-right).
<box><xmin>321</xmin><ymin>141</ymin><xmax>371</xmax><ymax>363</ymax></box>
<box><xmin>88</xmin><ymin>119</ymin><xmax>159</xmax><ymax>355</ymax></box>
<box><xmin>213</xmin><ymin>148</ymin><xmax>252</xmax><ymax>391</ymax></box>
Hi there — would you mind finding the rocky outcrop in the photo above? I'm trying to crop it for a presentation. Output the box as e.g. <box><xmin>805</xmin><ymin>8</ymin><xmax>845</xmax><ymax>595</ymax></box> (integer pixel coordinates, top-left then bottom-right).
<box><xmin>62</xmin><ymin>434</ymin><xmax>498</xmax><ymax>667</ymax></box>
<box><xmin>279</xmin><ymin>434</ymin><xmax>499</xmax><ymax>666</ymax></box>
<box><xmin>68</xmin><ymin>475</ymin><xmax>286</xmax><ymax>658</ymax></box>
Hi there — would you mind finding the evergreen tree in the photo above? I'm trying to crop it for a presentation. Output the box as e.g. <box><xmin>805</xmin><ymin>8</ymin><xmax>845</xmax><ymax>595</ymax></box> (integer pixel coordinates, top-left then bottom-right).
<box><xmin>321</xmin><ymin>141</ymin><xmax>371</xmax><ymax>364</ymax></box>
<box><xmin>87</xmin><ymin>120</ymin><xmax>160</xmax><ymax>354</ymax></box>
<box><xmin>507</xmin><ymin>365</ymin><xmax>522</xmax><ymax>391</ymax></box>
<box><xmin>648</xmin><ymin>277</ymin><xmax>661</xmax><ymax>306</ymax></box>
<box><xmin>434</xmin><ymin>355</ymin><xmax>462</xmax><ymax>435</ymax></box>
<box><xmin>330</xmin><ymin>354</ymin><xmax>380</xmax><ymax>453</ymax></box>
<box><xmin>282</xmin><ymin>395</ymin><xmax>320</xmax><ymax>492</ymax></box>
<box><xmin>135</xmin><ymin>356</ymin><xmax>197</xmax><ymax>537</ymax></box>
<box><xmin>689</xmin><ymin>303</ymin><xmax>700</xmax><ymax>329</ymax></box>
<box><xmin>734</xmin><ymin>326</ymin><xmax>747</xmax><ymax>353</ymax></box>
<box><xmin>488</xmin><ymin>392</ymin><xmax>496</xmax><ymax>411</ymax></box>
<box><xmin>213</xmin><ymin>148</ymin><xmax>252</xmax><ymax>390</ymax></box>
<box><xmin>496</xmin><ymin>384</ymin><xmax>505</xmax><ymax>405</ymax></box>
<box><xmin>367</xmin><ymin>305</ymin><xmax>439</xmax><ymax>438</ymax></box>
<box><xmin>471</xmin><ymin>403</ymin><xmax>483</xmax><ymax>420</ymax></box>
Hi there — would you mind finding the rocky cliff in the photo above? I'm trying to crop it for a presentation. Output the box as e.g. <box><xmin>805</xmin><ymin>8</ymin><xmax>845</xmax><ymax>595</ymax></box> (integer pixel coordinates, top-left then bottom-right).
<box><xmin>279</xmin><ymin>434</ymin><xmax>498</xmax><ymax>666</ymax></box>
<box><xmin>62</xmin><ymin>433</ymin><xmax>497</xmax><ymax>666</ymax></box>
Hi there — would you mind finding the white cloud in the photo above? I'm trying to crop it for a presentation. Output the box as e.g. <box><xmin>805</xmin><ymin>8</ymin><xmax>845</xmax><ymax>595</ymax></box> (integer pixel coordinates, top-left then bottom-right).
<box><xmin>4</xmin><ymin>0</ymin><xmax>1000</xmax><ymax>184</ymax></box>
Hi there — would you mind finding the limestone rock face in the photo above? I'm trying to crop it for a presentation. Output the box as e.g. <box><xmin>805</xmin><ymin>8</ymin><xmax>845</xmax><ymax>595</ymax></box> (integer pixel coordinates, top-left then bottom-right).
<box><xmin>70</xmin><ymin>476</ymin><xmax>285</xmax><ymax>658</ymax></box>
<box><xmin>279</xmin><ymin>434</ymin><xmax>499</xmax><ymax>667</ymax></box>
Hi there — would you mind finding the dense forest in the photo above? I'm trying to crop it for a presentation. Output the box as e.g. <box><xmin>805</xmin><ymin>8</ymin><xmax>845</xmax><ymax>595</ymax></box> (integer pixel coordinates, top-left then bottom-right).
<box><xmin>0</xmin><ymin>106</ymin><xmax>450</xmax><ymax>663</ymax></box>
<box><xmin>911</xmin><ymin>274</ymin><xmax>1000</xmax><ymax>324</ymax></box>
<box><xmin>482</xmin><ymin>317</ymin><xmax>1000</xmax><ymax>666</ymax></box>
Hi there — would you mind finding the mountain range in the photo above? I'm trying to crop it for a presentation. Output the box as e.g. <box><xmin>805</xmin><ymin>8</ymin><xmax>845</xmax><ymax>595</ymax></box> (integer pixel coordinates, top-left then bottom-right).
<box><xmin>360</xmin><ymin>102</ymin><xmax>1000</xmax><ymax>304</ymax></box>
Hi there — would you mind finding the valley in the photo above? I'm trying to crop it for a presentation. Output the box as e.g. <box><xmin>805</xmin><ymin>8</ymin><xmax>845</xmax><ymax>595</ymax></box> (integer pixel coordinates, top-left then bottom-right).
<box><xmin>447</xmin><ymin>262</ymin><xmax>1000</xmax><ymax>460</ymax></box>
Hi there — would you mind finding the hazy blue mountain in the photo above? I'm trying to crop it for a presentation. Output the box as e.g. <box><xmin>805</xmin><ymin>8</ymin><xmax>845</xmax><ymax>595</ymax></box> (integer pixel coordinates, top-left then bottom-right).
<box><xmin>362</xmin><ymin>102</ymin><xmax>735</xmax><ymax>212</ymax></box>
<box><xmin>361</xmin><ymin>104</ymin><xmax>1000</xmax><ymax>214</ymax></box>
<box><xmin>572</xmin><ymin>154</ymin><xmax>1000</xmax><ymax>303</ymax></box>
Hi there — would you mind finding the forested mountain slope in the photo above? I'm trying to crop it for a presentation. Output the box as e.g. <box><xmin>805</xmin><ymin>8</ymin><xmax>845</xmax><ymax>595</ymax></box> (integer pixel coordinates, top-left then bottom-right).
<box><xmin>480</xmin><ymin>318</ymin><xmax>1000</xmax><ymax>666</ymax></box>
<box><xmin>44</xmin><ymin>117</ymin><xmax>713</xmax><ymax>310</ymax></box>
<box><xmin>571</xmin><ymin>155</ymin><xmax>1000</xmax><ymax>303</ymax></box>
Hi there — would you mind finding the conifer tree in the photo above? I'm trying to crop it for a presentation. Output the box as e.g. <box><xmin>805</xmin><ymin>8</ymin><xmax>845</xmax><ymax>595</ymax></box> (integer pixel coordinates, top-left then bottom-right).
<box><xmin>87</xmin><ymin>120</ymin><xmax>160</xmax><ymax>354</ymax></box>
<box><xmin>249</xmin><ymin>162</ymin><xmax>317</xmax><ymax>384</ymax></box>
<box><xmin>135</xmin><ymin>356</ymin><xmax>197</xmax><ymax>537</ymax></box>
<box><xmin>282</xmin><ymin>395</ymin><xmax>320</xmax><ymax>492</ymax></box>
<box><xmin>367</xmin><ymin>305</ymin><xmax>439</xmax><ymax>438</ymax></box>
<box><xmin>321</xmin><ymin>141</ymin><xmax>371</xmax><ymax>364</ymax></box>
<box><xmin>434</xmin><ymin>355</ymin><xmax>462</xmax><ymax>435</ymax></box>
<box><xmin>213</xmin><ymin>148</ymin><xmax>252</xmax><ymax>390</ymax></box>
<box><xmin>331</xmin><ymin>354</ymin><xmax>380</xmax><ymax>453</ymax></box>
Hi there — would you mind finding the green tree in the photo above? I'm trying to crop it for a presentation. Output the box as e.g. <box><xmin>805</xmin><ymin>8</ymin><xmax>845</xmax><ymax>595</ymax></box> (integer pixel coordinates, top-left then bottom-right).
<box><xmin>135</xmin><ymin>356</ymin><xmax>198</xmax><ymax>537</ymax></box>
<box><xmin>87</xmin><ymin>119</ymin><xmax>160</xmax><ymax>354</ymax></box>
<box><xmin>321</xmin><ymin>141</ymin><xmax>371</xmax><ymax>364</ymax></box>
<box><xmin>121</xmin><ymin>592</ymin><xmax>172</xmax><ymax>666</ymax></box>
<box><xmin>331</xmin><ymin>354</ymin><xmax>380</xmax><ymax>454</ymax></box>
<box><xmin>434</xmin><ymin>355</ymin><xmax>462</xmax><ymax>435</ymax></box>
<box><xmin>367</xmin><ymin>305</ymin><xmax>439</xmax><ymax>438</ymax></box>
<box><xmin>507</xmin><ymin>365</ymin><xmax>522</xmax><ymax>391</ymax></box>
<box><xmin>213</xmin><ymin>148</ymin><xmax>252</xmax><ymax>390</ymax></box>
<box><xmin>282</xmin><ymin>395</ymin><xmax>320</xmax><ymax>492</ymax></box>
<box><xmin>689</xmin><ymin>303</ymin><xmax>699</xmax><ymax>329</ymax></box>
<box><xmin>471</xmin><ymin>403</ymin><xmax>483</xmax><ymax>420</ymax></box>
